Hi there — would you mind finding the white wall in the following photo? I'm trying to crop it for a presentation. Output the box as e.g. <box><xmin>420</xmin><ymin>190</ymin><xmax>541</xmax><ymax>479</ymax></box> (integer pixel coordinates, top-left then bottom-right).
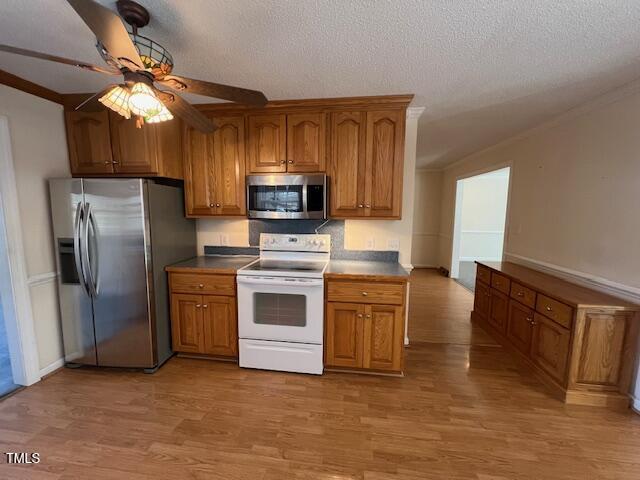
<box><xmin>0</xmin><ymin>85</ymin><xmax>69</xmax><ymax>372</ymax></box>
<box><xmin>197</xmin><ymin>108</ymin><xmax>424</xmax><ymax>269</ymax></box>
<box><xmin>458</xmin><ymin>169</ymin><xmax>509</xmax><ymax>261</ymax></box>
<box><xmin>410</xmin><ymin>169</ymin><xmax>442</xmax><ymax>267</ymax></box>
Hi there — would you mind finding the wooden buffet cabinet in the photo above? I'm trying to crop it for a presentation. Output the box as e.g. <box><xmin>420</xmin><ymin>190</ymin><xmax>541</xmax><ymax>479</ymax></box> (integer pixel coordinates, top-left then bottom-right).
<box><xmin>325</xmin><ymin>276</ymin><xmax>408</xmax><ymax>374</ymax></box>
<box><xmin>63</xmin><ymin>94</ymin><xmax>412</xmax><ymax>220</ymax></box>
<box><xmin>471</xmin><ymin>261</ymin><xmax>640</xmax><ymax>408</ymax></box>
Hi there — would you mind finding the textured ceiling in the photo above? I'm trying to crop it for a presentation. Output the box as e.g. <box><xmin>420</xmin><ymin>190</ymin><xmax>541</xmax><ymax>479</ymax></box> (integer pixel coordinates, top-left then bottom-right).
<box><xmin>2</xmin><ymin>1</ymin><xmax>640</xmax><ymax>168</ymax></box>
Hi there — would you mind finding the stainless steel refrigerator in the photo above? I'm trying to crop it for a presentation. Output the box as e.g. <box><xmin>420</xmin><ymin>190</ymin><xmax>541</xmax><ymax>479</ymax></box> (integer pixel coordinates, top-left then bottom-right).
<box><xmin>49</xmin><ymin>178</ymin><xmax>196</xmax><ymax>371</ymax></box>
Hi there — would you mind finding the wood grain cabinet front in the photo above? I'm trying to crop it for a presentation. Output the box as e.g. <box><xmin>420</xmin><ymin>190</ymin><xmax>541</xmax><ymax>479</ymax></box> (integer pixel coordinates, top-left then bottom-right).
<box><xmin>325</xmin><ymin>278</ymin><xmax>407</xmax><ymax>374</ymax></box>
<box><xmin>471</xmin><ymin>261</ymin><xmax>640</xmax><ymax>409</ymax></box>
<box><xmin>65</xmin><ymin>109</ymin><xmax>183</xmax><ymax>179</ymax></box>
<box><xmin>168</xmin><ymin>272</ymin><xmax>238</xmax><ymax>359</ymax></box>
<box><xmin>183</xmin><ymin>115</ymin><xmax>246</xmax><ymax>217</ymax></box>
<box><xmin>328</xmin><ymin>109</ymin><xmax>405</xmax><ymax>219</ymax></box>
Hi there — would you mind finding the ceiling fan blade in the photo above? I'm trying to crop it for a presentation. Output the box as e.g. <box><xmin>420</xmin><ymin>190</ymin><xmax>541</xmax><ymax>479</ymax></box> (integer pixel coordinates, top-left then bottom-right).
<box><xmin>157</xmin><ymin>75</ymin><xmax>268</xmax><ymax>106</ymax></box>
<box><xmin>66</xmin><ymin>0</ymin><xmax>143</xmax><ymax>71</ymax></box>
<box><xmin>154</xmin><ymin>88</ymin><xmax>216</xmax><ymax>133</ymax></box>
<box><xmin>0</xmin><ymin>44</ymin><xmax>121</xmax><ymax>76</ymax></box>
<box><xmin>75</xmin><ymin>84</ymin><xmax>120</xmax><ymax>111</ymax></box>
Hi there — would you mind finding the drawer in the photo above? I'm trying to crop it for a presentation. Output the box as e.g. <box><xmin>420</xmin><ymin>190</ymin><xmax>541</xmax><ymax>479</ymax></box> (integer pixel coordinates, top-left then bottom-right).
<box><xmin>536</xmin><ymin>294</ymin><xmax>573</xmax><ymax>329</ymax></box>
<box><xmin>510</xmin><ymin>282</ymin><xmax>536</xmax><ymax>308</ymax></box>
<box><xmin>170</xmin><ymin>272</ymin><xmax>235</xmax><ymax>296</ymax></box>
<box><xmin>326</xmin><ymin>280</ymin><xmax>404</xmax><ymax>305</ymax></box>
<box><xmin>476</xmin><ymin>265</ymin><xmax>491</xmax><ymax>285</ymax></box>
<box><xmin>491</xmin><ymin>273</ymin><xmax>511</xmax><ymax>295</ymax></box>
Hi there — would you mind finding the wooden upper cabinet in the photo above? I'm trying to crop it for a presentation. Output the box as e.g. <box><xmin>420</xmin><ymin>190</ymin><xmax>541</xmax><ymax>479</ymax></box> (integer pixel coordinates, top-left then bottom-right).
<box><xmin>213</xmin><ymin>116</ymin><xmax>246</xmax><ymax>216</ymax></box>
<box><xmin>154</xmin><ymin>119</ymin><xmax>184</xmax><ymax>179</ymax></box>
<box><xmin>247</xmin><ymin>114</ymin><xmax>287</xmax><ymax>173</ymax></box>
<box><xmin>65</xmin><ymin>110</ymin><xmax>113</xmax><ymax>175</ymax></box>
<box><xmin>286</xmin><ymin>113</ymin><xmax>326</xmax><ymax>172</ymax></box>
<box><xmin>365</xmin><ymin>110</ymin><xmax>404</xmax><ymax>217</ymax></box>
<box><xmin>328</xmin><ymin>108</ymin><xmax>405</xmax><ymax>219</ymax></box>
<box><xmin>183</xmin><ymin>115</ymin><xmax>246</xmax><ymax>217</ymax></box>
<box><xmin>109</xmin><ymin>113</ymin><xmax>158</xmax><ymax>174</ymax></box>
<box><xmin>328</xmin><ymin>111</ymin><xmax>366</xmax><ymax>217</ymax></box>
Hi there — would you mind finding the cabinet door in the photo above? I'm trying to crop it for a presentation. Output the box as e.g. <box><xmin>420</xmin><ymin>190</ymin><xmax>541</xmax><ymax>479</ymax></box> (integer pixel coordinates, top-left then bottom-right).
<box><xmin>474</xmin><ymin>281</ymin><xmax>491</xmax><ymax>319</ymax></box>
<box><xmin>247</xmin><ymin>114</ymin><xmax>286</xmax><ymax>173</ymax></box>
<box><xmin>109</xmin><ymin>113</ymin><xmax>159</xmax><ymax>174</ymax></box>
<box><xmin>154</xmin><ymin>119</ymin><xmax>183</xmax><ymax>179</ymax></box>
<box><xmin>328</xmin><ymin>111</ymin><xmax>366</xmax><ymax>217</ymax></box>
<box><xmin>213</xmin><ymin>116</ymin><xmax>246</xmax><ymax>215</ymax></box>
<box><xmin>488</xmin><ymin>289</ymin><xmax>508</xmax><ymax>334</ymax></box>
<box><xmin>201</xmin><ymin>295</ymin><xmax>237</xmax><ymax>357</ymax></box>
<box><xmin>325</xmin><ymin>302</ymin><xmax>365</xmax><ymax>368</ymax></box>
<box><xmin>507</xmin><ymin>300</ymin><xmax>534</xmax><ymax>355</ymax></box>
<box><xmin>65</xmin><ymin>110</ymin><xmax>113</xmax><ymax>175</ymax></box>
<box><xmin>363</xmin><ymin>304</ymin><xmax>404</xmax><ymax>371</ymax></box>
<box><xmin>531</xmin><ymin>313</ymin><xmax>571</xmax><ymax>384</ymax></box>
<box><xmin>171</xmin><ymin>294</ymin><xmax>203</xmax><ymax>353</ymax></box>
<box><xmin>364</xmin><ymin>110</ymin><xmax>404</xmax><ymax>218</ymax></box>
<box><xmin>286</xmin><ymin>112</ymin><xmax>326</xmax><ymax>172</ymax></box>
<box><xmin>183</xmin><ymin>122</ymin><xmax>216</xmax><ymax>216</ymax></box>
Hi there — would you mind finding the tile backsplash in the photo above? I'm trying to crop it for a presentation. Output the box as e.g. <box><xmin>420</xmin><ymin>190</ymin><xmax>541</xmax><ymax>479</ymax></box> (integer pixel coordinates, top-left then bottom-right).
<box><xmin>204</xmin><ymin>219</ymin><xmax>399</xmax><ymax>262</ymax></box>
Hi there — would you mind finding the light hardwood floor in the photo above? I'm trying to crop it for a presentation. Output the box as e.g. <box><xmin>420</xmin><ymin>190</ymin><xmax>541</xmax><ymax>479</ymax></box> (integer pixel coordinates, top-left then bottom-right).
<box><xmin>1</xmin><ymin>268</ymin><xmax>639</xmax><ymax>479</ymax></box>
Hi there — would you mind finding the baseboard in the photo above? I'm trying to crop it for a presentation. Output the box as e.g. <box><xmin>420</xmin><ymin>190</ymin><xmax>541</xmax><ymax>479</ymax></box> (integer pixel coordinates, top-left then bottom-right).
<box><xmin>503</xmin><ymin>252</ymin><xmax>640</xmax><ymax>304</ymax></box>
<box><xmin>39</xmin><ymin>358</ymin><xmax>64</xmax><ymax>378</ymax></box>
<box><xmin>411</xmin><ymin>264</ymin><xmax>437</xmax><ymax>269</ymax></box>
<box><xmin>401</xmin><ymin>263</ymin><xmax>414</xmax><ymax>272</ymax></box>
<box><xmin>632</xmin><ymin>395</ymin><xmax>640</xmax><ymax>415</ymax></box>
<box><xmin>459</xmin><ymin>257</ymin><xmax>501</xmax><ymax>262</ymax></box>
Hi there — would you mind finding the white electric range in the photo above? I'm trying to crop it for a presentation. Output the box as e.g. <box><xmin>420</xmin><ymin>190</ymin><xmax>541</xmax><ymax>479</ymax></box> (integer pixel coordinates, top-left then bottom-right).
<box><xmin>236</xmin><ymin>233</ymin><xmax>330</xmax><ymax>375</ymax></box>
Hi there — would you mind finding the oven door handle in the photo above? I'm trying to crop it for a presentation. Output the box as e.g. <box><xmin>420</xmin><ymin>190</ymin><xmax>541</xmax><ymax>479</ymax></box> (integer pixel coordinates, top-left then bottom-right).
<box><xmin>237</xmin><ymin>276</ymin><xmax>324</xmax><ymax>287</ymax></box>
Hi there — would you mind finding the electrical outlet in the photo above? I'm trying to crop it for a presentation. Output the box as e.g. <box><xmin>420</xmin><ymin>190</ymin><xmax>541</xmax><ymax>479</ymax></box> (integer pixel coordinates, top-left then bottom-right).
<box><xmin>219</xmin><ymin>234</ymin><xmax>229</xmax><ymax>246</ymax></box>
<box><xmin>365</xmin><ymin>237</ymin><xmax>375</xmax><ymax>250</ymax></box>
<box><xmin>387</xmin><ymin>238</ymin><xmax>400</xmax><ymax>251</ymax></box>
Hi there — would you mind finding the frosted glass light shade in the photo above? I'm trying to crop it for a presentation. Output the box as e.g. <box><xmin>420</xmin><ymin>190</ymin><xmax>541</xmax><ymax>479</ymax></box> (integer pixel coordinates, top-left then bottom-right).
<box><xmin>128</xmin><ymin>82</ymin><xmax>163</xmax><ymax>117</ymax></box>
<box><xmin>145</xmin><ymin>104</ymin><xmax>174</xmax><ymax>123</ymax></box>
<box><xmin>98</xmin><ymin>86</ymin><xmax>131</xmax><ymax>119</ymax></box>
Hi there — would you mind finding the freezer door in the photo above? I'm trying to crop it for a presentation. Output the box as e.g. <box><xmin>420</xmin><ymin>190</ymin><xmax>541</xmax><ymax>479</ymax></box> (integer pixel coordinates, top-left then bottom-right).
<box><xmin>49</xmin><ymin>178</ymin><xmax>97</xmax><ymax>365</ymax></box>
<box><xmin>83</xmin><ymin>179</ymin><xmax>155</xmax><ymax>367</ymax></box>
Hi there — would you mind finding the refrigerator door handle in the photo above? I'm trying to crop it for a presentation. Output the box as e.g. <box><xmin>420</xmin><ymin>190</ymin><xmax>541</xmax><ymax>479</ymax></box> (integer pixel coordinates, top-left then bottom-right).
<box><xmin>82</xmin><ymin>202</ymin><xmax>99</xmax><ymax>297</ymax></box>
<box><xmin>73</xmin><ymin>201</ymin><xmax>91</xmax><ymax>297</ymax></box>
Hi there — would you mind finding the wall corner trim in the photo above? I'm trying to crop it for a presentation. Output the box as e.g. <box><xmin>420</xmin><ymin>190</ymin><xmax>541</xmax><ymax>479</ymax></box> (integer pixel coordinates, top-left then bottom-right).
<box><xmin>406</xmin><ymin>107</ymin><xmax>425</xmax><ymax>119</ymax></box>
<box><xmin>503</xmin><ymin>252</ymin><xmax>640</xmax><ymax>304</ymax></box>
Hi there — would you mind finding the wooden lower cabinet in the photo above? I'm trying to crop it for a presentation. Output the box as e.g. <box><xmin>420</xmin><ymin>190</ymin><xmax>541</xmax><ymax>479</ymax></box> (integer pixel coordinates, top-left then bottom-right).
<box><xmin>530</xmin><ymin>313</ymin><xmax>570</xmax><ymax>383</ymax></box>
<box><xmin>168</xmin><ymin>272</ymin><xmax>238</xmax><ymax>359</ymax></box>
<box><xmin>325</xmin><ymin>278</ymin><xmax>407</xmax><ymax>374</ymax></box>
<box><xmin>471</xmin><ymin>261</ymin><xmax>640</xmax><ymax>409</ymax></box>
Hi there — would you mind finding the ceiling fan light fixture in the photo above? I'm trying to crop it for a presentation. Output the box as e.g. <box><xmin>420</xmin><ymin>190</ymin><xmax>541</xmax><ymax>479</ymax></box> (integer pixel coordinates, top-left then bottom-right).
<box><xmin>129</xmin><ymin>33</ymin><xmax>174</xmax><ymax>77</ymax></box>
<box><xmin>128</xmin><ymin>82</ymin><xmax>164</xmax><ymax>117</ymax></box>
<box><xmin>145</xmin><ymin>104</ymin><xmax>174</xmax><ymax>124</ymax></box>
<box><xmin>98</xmin><ymin>85</ymin><xmax>131</xmax><ymax>119</ymax></box>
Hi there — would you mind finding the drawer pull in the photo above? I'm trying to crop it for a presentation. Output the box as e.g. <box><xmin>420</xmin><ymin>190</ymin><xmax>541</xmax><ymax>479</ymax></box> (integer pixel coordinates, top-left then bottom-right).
<box><xmin>365</xmin><ymin>314</ymin><xmax>371</xmax><ymax>319</ymax></box>
<box><xmin>203</xmin><ymin>304</ymin><xmax>208</xmax><ymax>308</ymax></box>
<box><xmin>546</xmin><ymin>306</ymin><xmax>553</xmax><ymax>312</ymax></box>
<box><xmin>196</xmin><ymin>304</ymin><xmax>201</xmax><ymax>308</ymax></box>
<box><xmin>358</xmin><ymin>204</ymin><xmax>364</xmax><ymax>208</ymax></box>
<box><xmin>357</xmin><ymin>313</ymin><xmax>363</xmax><ymax>318</ymax></box>
<box><xmin>361</xmin><ymin>292</ymin><xmax>368</xmax><ymax>296</ymax></box>
<box><xmin>516</xmin><ymin>292</ymin><xmax>524</xmax><ymax>297</ymax></box>
<box><xmin>280</xmin><ymin>160</ymin><xmax>286</xmax><ymax>164</ymax></box>
<box><xmin>198</xmin><ymin>284</ymin><xmax>204</xmax><ymax>288</ymax></box>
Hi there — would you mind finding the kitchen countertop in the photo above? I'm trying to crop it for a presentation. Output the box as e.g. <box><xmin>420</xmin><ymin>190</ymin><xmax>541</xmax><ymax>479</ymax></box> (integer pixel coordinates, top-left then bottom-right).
<box><xmin>166</xmin><ymin>255</ymin><xmax>258</xmax><ymax>274</ymax></box>
<box><xmin>324</xmin><ymin>260</ymin><xmax>409</xmax><ymax>281</ymax></box>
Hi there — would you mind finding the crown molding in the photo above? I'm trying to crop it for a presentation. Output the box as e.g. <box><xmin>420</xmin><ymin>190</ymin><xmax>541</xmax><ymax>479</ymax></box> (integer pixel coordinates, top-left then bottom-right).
<box><xmin>0</xmin><ymin>69</ymin><xmax>63</xmax><ymax>105</ymax></box>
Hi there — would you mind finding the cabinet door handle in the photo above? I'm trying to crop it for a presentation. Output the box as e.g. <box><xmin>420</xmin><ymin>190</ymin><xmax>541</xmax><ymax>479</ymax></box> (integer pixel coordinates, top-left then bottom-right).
<box><xmin>530</xmin><ymin>321</ymin><xmax>537</xmax><ymax>326</ymax></box>
<box><xmin>288</xmin><ymin>160</ymin><xmax>294</xmax><ymax>164</ymax></box>
<box><xmin>358</xmin><ymin>204</ymin><xmax>364</xmax><ymax>208</ymax></box>
<box><xmin>516</xmin><ymin>292</ymin><xmax>524</xmax><ymax>297</ymax></box>
<box><xmin>365</xmin><ymin>204</ymin><xmax>371</xmax><ymax>208</ymax></box>
<box><xmin>104</xmin><ymin>161</ymin><xmax>112</xmax><ymax>165</ymax></box>
<box><xmin>209</xmin><ymin>203</ymin><xmax>215</xmax><ymax>208</ymax></box>
<box><xmin>198</xmin><ymin>283</ymin><xmax>204</xmax><ymax>288</ymax></box>
<box><xmin>280</xmin><ymin>160</ymin><xmax>286</xmax><ymax>164</ymax></box>
<box><xmin>203</xmin><ymin>304</ymin><xmax>208</xmax><ymax>308</ymax></box>
<box><xmin>216</xmin><ymin>203</ymin><xmax>221</xmax><ymax>207</ymax></box>
<box><xmin>361</xmin><ymin>292</ymin><xmax>368</xmax><ymax>296</ymax></box>
<box><xmin>112</xmin><ymin>160</ymin><xmax>119</xmax><ymax>164</ymax></box>
<box><xmin>357</xmin><ymin>313</ymin><xmax>363</xmax><ymax>318</ymax></box>
<box><xmin>365</xmin><ymin>314</ymin><xmax>371</xmax><ymax>319</ymax></box>
<box><xmin>546</xmin><ymin>306</ymin><xmax>553</xmax><ymax>312</ymax></box>
<box><xmin>196</xmin><ymin>304</ymin><xmax>201</xmax><ymax>308</ymax></box>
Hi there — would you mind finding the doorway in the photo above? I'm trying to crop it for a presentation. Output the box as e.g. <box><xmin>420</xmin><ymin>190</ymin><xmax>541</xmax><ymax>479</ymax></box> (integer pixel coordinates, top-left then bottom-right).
<box><xmin>0</xmin><ymin>203</ymin><xmax>19</xmax><ymax>397</ymax></box>
<box><xmin>450</xmin><ymin>167</ymin><xmax>510</xmax><ymax>292</ymax></box>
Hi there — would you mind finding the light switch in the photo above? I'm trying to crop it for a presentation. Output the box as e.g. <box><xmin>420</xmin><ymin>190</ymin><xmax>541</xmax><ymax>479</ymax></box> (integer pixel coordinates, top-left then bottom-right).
<box><xmin>365</xmin><ymin>237</ymin><xmax>375</xmax><ymax>250</ymax></box>
<box><xmin>220</xmin><ymin>234</ymin><xmax>229</xmax><ymax>246</ymax></box>
<box><xmin>387</xmin><ymin>238</ymin><xmax>400</xmax><ymax>251</ymax></box>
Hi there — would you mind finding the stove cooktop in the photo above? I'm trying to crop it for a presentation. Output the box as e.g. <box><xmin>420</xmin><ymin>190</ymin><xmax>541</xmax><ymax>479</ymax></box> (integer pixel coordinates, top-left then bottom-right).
<box><xmin>240</xmin><ymin>259</ymin><xmax>327</xmax><ymax>275</ymax></box>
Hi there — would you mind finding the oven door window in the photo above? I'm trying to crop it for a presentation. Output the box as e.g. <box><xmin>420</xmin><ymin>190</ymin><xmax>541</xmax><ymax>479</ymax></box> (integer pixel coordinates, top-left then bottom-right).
<box><xmin>253</xmin><ymin>292</ymin><xmax>306</xmax><ymax>327</ymax></box>
<box><xmin>249</xmin><ymin>185</ymin><xmax>303</xmax><ymax>213</ymax></box>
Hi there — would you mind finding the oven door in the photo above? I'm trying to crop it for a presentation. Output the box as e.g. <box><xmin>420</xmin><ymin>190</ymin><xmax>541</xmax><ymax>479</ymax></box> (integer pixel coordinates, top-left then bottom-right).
<box><xmin>237</xmin><ymin>276</ymin><xmax>324</xmax><ymax>344</ymax></box>
<box><xmin>246</xmin><ymin>174</ymin><xmax>326</xmax><ymax>219</ymax></box>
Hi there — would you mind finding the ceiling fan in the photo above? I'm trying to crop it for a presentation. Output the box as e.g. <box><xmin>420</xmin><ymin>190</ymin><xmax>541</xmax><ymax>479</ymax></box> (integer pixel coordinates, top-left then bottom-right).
<box><xmin>0</xmin><ymin>0</ymin><xmax>269</xmax><ymax>133</ymax></box>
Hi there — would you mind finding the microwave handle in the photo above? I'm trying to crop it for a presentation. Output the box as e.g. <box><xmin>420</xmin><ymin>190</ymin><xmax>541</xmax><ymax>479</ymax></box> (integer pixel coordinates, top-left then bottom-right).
<box><xmin>237</xmin><ymin>276</ymin><xmax>324</xmax><ymax>287</ymax></box>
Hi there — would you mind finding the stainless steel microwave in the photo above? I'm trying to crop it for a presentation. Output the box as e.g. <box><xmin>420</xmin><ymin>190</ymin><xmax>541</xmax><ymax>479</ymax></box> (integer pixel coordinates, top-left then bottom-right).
<box><xmin>246</xmin><ymin>174</ymin><xmax>326</xmax><ymax>219</ymax></box>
